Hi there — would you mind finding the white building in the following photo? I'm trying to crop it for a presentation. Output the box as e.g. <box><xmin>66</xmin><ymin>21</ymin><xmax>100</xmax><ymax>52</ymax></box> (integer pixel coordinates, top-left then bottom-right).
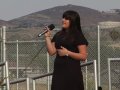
<box><xmin>98</xmin><ymin>21</ymin><xmax>120</xmax><ymax>29</ymax></box>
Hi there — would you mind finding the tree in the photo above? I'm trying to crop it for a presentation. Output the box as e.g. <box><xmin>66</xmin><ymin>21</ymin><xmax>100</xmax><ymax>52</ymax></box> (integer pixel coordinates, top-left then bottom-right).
<box><xmin>109</xmin><ymin>30</ymin><xmax>120</xmax><ymax>41</ymax></box>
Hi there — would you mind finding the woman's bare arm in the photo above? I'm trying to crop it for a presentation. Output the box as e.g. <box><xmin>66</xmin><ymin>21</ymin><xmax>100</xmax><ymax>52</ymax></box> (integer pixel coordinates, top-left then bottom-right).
<box><xmin>57</xmin><ymin>45</ymin><xmax>88</xmax><ymax>61</ymax></box>
<box><xmin>45</xmin><ymin>37</ymin><xmax>56</xmax><ymax>56</ymax></box>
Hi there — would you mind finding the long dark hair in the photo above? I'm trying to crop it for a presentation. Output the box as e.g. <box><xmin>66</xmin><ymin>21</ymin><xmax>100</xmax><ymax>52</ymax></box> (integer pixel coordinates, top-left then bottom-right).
<box><xmin>62</xmin><ymin>10</ymin><xmax>81</xmax><ymax>32</ymax></box>
<box><xmin>60</xmin><ymin>10</ymin><xmax>84</xmax><ymax>42</ymax></box>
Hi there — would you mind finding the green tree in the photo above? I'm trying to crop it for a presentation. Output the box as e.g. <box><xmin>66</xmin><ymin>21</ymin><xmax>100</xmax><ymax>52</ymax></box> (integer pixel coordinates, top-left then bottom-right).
<box><xmin>109</xmin><ymin>30</ymin><xmax>120</xmax><ymax>41</ymax></box>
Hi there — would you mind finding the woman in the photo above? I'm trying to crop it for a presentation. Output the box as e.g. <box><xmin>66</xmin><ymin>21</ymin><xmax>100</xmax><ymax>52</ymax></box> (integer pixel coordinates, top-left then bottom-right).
<box><xmin>45</xmin><ymin>10</ymin><xmax>88</xmax><ymax>90</ymax></box>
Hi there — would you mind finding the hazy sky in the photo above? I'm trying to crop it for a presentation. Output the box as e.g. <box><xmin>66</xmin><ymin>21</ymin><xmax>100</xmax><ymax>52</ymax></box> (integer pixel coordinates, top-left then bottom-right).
<box><xmin>0</xmin><ymin>0</ymin><xmax>120</xmax><ymax>21</ymax></box>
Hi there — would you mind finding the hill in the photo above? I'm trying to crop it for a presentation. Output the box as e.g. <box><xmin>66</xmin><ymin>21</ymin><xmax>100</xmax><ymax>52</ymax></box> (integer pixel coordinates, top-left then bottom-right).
<box><xmin>0</xmin><ymin>20</ymin><xmax>7</xmax><ymax>26</ymax></box>
<box><xmin>1</xmin><ymin>4</ymin><xmax>120</xmax><ymax>41</ymax></box>
<box><xmin>7</xmin><ymin>4</ymin><xmax>120</xmax><ymax>28</ymax></box>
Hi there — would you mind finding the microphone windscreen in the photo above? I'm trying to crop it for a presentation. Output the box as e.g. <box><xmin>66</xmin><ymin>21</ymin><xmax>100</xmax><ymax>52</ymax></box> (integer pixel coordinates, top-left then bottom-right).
<box><xmin>48</xmin><ymin>24</ymin><xmax>55</xmax><ymax>30</ymax></box>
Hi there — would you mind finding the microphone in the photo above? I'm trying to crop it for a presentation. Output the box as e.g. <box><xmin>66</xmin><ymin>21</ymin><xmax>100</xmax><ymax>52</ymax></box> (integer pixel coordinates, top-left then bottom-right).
<box><xmin>38</xmin><ymin>24</ymin><xmax>55</xmax><ymax>37</ymax></box>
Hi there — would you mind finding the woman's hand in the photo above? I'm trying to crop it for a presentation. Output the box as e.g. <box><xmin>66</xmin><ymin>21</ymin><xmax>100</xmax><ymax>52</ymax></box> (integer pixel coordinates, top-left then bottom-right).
<box><xmin>44</xmin><ymin>27</ymin><xmax>51</xmax><ymax>37</ymax></box>
<box><xmin>57</xmin><ymin>46</ymin><xmax>69</xmax><ymax>56</ymax></box>
<box><xmin>44</xmin><ymin>27</ymin><xmax>56</xmax><ymax>56</ymax></box>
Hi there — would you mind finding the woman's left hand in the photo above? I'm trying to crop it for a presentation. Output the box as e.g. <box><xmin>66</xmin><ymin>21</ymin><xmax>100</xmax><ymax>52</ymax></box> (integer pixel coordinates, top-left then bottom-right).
<box><xmin>57</xmin><ymin>46</ymin><xmax>69</xmax><ymax>56</ymax></box>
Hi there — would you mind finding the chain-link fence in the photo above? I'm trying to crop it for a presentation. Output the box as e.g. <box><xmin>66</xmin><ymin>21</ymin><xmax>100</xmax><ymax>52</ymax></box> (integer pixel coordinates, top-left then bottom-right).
<box><xmin>99</xmin><ymin>25</ymin><xmax>120</xmax><ymax>90</ymax></box>
<box><xmin>6</xmin><ymin>40</ymin><xmax>48</xmax><ymax>80</ymax></box>
<box><xmin>10</xmin><ymin>81</ymin><xmax>27</xmax><ymax>90</ymax></box>
<box><xmin>108</xmin><ymin>58</ymin><xmax>120</xmax><ymax>90</ymax></box>
<box><xmin>82</xmin><ymin>61</ymin><xmax>97</xmax><ymax>90</ymax></box>
<box><xmin>0</xmin><ymin>24</ymin><xmax>120</xmax><ymax>90</ymax></box>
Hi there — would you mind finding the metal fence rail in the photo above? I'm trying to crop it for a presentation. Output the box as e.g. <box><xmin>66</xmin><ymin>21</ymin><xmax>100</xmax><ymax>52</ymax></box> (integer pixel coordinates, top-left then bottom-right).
<box><xmin>31</xmin><ymin>60</ymin><xmax>98</xmax><ymax>90</ymax></box>
<box><xmin>2</xmin><ymin>78</ymin><xmax>30</xmax><ymax>90</ymax></box>
<box><xmin>108</xmin><ymin>58</ymin><xmax>120</xmax><ymax>90</ymax></box>
<box><xmin>0</xmin><ymin>61</ymin><xmax>9</xmax><ymax>90</ymax></box>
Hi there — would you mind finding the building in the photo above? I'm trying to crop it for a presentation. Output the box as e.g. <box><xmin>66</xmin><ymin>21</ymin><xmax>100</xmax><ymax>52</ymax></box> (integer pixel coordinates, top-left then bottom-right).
<box><xmin>98</xmin><ymin>21</ymin><xmax>120</xmax><ymax>29</ymax></box>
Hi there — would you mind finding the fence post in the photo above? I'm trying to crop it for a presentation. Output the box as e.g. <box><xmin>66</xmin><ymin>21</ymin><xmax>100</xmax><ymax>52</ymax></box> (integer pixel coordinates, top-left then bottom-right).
<box><xmin>108</xmin><ymin>59</ymin><xmax>111</xmax><ymax>90</ymax></box>
<box><xmin>16</xmin><ymin>40</ymin><xmax>19</xmax><ymax>90</ymax></box>
<box><xmin>47</xmin><ymin>52</ymin><xmax>50</xmax><ymax>90</ymax></box>
<box><xmin>32</xmin><ymin>79</ymin><xmax>36</xmax><ymax>90</ymax></box>
<box><xmin>94</xmin><ymin>60</ymin><xmax>98</xmax><ymax>90</ymax></box>
<box><xmin>26</xmin><ymin>78</ymin><xmax>30</xmax><ymax>90</ymax></box>
<box><xmin>0</xmin><ymin>27</ymin><xmax>3</xmax><ymax>62</ymax></box>
<box><xmin>98</xmin><ymin>25</ymin><xmax>102</xmax><ymax>90</ymax></box>
<box><xmin>2</xmin><ymin>26</ymin><xmax>6</xmax><ymax>62</ymax></box>
<box><xmin>5</xmin><ymin>61</ymin><xmax>10</xmax><ymax>90</ymax></box>
<box><xmin>2</xmin><ymin>26</ymin><xmax>6</xmax><ymax>90</ymax></box>
<box><xmin>85</xmin><ymin>59</ymin><xmax>88</xmax><ymax>90</ymax></box>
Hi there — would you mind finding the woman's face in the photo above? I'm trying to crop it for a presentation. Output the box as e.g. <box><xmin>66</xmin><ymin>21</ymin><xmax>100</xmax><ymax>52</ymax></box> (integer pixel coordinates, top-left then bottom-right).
<box><xmin>62</xmin><ymin>18</ymin><xmax>70</xmax><ymax>29</ymax></box>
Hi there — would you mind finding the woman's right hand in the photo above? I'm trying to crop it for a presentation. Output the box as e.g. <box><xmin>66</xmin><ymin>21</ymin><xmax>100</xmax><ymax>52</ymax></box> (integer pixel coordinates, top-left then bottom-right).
<box><xmin>45</xmin><ymin>30</ymin><xmax>51</xmax><ymax>38</ymax></box>
<box><xmin>45</xmin><ymin>28</ymin><xmax>51</xmax><ymax>37</ymax></box>
<box><xmin>44</xmin><ymin>29</ymin><xmax>56</xmax><ymax>56</ymax></box>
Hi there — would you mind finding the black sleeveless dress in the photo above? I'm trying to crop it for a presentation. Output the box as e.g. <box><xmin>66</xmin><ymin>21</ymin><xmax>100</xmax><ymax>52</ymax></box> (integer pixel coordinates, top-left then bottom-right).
<box><xmin>51</xmin><ymin>30</ymin><xmax>88</xmax><ymax>90</ymax></box>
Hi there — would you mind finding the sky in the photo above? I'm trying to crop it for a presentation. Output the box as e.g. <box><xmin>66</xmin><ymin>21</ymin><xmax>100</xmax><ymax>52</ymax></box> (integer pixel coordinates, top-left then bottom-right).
<box><xmin>0</xmin><ymin>0</ymin><xmax>120</xmax><ymax>21</ymax></box>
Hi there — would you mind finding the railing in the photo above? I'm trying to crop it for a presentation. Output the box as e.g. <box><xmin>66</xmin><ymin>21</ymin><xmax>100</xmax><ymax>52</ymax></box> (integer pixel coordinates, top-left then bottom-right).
<box><xmin>32</xmin><ymin>73</ymin><xmax>53</xmax><ymax>90</ymax></box>
<box><xmin>2</xmin><ymin>78</ymin><xmax>30</xmax><ymax>90</ymax></box>
<box><xmin>1</xmin><ymin>60</ymin><xmax>98</xmax><ymax>90</ymax></box>
<box><xmin>108</xmin><ymin>58</ymin><xmax>120</xmax><ymax>90</ymax></box>
<box><xmin>11</xmin><ymin>78</ymin><xmax>30</xmax><ymax>90</ymax></box>
<box><xmin>31</xmin><ymin>60</ymin><xmax>98</xmax><ymax>90</ymax></box>
<box><xmin>0</xmin><ymin>61</ymin><xmax>9</xmax><ymax>90</ymax></box>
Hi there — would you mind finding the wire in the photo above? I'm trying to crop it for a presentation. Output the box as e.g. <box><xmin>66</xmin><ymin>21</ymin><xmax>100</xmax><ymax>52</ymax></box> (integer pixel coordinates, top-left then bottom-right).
<box><xmin>23</xmin><ymin>45</ymin><xmax>45</xmax><ymax>77</ymax></box>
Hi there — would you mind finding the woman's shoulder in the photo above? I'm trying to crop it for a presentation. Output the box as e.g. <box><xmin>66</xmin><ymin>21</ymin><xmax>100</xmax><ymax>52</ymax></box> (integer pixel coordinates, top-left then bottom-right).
<box><xmin>74</xmin><ymin>33</ymin><xmax>88</xmax><ymax>46</ymax></box>
<box><xmin>51</xmin><ymin>30</ymin><xmax>62</xmax><ymax>42</ymax></box>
